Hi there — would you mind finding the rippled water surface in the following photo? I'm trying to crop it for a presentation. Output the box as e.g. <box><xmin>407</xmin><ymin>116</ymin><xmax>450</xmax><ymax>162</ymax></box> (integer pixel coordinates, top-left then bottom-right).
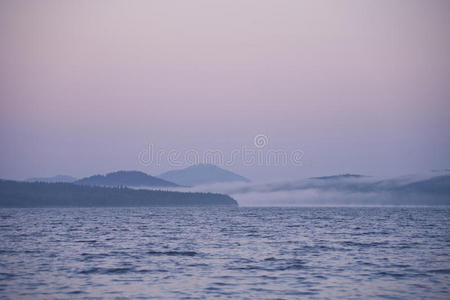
<box><xmin>0</xmin><ymin>207</ymin><xmax>449</xmax><ymax>299</ymax></box>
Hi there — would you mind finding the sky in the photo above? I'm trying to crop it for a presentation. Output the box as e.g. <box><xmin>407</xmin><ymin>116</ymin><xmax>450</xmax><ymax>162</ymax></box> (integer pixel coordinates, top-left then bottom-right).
<box><xmin>1</xmin><ymin>0</ymin><xmax>449</xmax><ymax>181</ymax></box>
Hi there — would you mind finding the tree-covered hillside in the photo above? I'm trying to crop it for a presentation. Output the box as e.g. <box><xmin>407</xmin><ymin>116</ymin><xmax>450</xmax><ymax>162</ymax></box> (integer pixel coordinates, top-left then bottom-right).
<box><xmin>0</xmin><ymin>180</ymin><xmax>237</xmax><ymax>207</ymax></box>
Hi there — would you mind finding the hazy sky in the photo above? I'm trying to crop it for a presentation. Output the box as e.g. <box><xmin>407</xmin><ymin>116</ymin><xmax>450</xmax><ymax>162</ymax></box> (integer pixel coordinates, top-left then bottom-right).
<box><xmin>1</xmin><ymin>0</ymin><xmax>449</xmax><ymax>181</ymax></box>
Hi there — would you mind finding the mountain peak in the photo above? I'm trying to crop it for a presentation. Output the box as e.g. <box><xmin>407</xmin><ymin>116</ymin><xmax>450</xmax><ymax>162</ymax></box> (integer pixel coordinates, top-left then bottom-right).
<box><xmin>159</xmin><ymin>164</ymin><xmax>250</xmax><ymax>186</ymax></box>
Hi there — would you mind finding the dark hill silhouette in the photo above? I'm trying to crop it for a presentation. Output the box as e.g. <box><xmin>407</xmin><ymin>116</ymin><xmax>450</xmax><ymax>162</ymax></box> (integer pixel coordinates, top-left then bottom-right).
<box><xmin>0</xmin><ymin>179</ymin><xmax>237</xmax><ymax>207</ymax></box>
<box><xmin>311</xmin><ymin>174</ymin><xmax>366</xmax><ymax>180</ymax></box>
<box><xmin>26</xmin><ymin>175</ymin><xmax>77</xmax><ymax>183</ymax></box>
<box><xmin>159</xmin><ymin>164</ymin><xmax>250</xmax><ymax>186</ymax></box>
<box><xmin>75</xmin><ymin>171</ymin><xmax>178</xmax><ymax>187</ymax></box>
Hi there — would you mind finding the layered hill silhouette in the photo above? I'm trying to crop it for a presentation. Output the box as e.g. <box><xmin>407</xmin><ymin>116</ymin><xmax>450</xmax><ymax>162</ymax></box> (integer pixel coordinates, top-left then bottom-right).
<box><xmin>75</xmin><ymin>171</ymin><xmax>178</xmax><ymax>187</ymax></box>
<box><xmin>159</xmin><ymin>164</ymin><xmax>250</xmax><ymax>186</ymax></box>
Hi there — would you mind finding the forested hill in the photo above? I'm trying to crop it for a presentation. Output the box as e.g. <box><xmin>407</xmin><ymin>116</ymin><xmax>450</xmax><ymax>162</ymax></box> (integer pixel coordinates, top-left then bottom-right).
<box><xmin>75</xmin><ymin>171</ymin><xmax>178</xmax><ymax>187</ymax></box>
<box><xmin>0</xmin><ymin>180</ymin><xmax>237</xmax><ymax>207</ymax></box>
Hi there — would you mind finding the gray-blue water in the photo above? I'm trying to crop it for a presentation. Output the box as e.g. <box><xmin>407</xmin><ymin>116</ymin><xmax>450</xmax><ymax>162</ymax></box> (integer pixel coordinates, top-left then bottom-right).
<box><xmin>0</xmin><ymin>207</ymin><xmax>449</xmax><ymax>299</ymax></box>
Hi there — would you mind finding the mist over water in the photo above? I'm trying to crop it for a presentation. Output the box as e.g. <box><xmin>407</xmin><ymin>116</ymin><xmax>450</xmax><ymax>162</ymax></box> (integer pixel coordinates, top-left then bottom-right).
<box><xmin>145</xmin><ymin>171</ymin><xmax>450</xmax><ymax>207</ymax></box>
<box><xmin>0</xmin><ymin>207</ymin><xmax>449</xmax><ymax>299</ymax></box>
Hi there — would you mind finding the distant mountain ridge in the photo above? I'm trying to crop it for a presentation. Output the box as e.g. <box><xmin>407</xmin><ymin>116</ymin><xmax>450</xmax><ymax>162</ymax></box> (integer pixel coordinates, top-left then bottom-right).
<box><xmin>26</xmin><ymin>175</ymin><xmax>77</xmax><ymax>183</ymax></box>
<box><xmin>159</xmin><ymin>164</ymin><xmax>250</xmax><ymax>186</ymax></box>
<box><xmin>75</xmin><ymin>171</ymin><xmax>178</xmax><ymax>187</ymax></box>
<box><xmin>311</xmin><ymin>174</ymin><xmax>366</xmax><ymax>180</ymax></box>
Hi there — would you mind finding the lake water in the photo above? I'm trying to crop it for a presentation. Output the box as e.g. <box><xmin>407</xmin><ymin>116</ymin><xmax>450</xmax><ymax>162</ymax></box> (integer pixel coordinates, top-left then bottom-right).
<box><xmin>0</xmin><ymin>207</ymin><xmax>449</xmax><ymax>299</ymax></box>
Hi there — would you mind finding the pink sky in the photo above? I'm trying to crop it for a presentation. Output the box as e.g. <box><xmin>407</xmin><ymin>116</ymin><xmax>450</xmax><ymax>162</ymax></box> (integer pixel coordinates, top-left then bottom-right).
<box><xmin>1</xmin><ymin>0</ymin><xmax>449</xmax><ymax>181</ymax></box>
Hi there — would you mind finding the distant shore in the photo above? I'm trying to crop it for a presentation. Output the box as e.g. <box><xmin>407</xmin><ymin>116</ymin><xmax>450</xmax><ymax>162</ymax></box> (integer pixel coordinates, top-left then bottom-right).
<box><xmin>0</xmin><ymin>180</ymin><xmax>238</xmax><ymax>207</ymax></box>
